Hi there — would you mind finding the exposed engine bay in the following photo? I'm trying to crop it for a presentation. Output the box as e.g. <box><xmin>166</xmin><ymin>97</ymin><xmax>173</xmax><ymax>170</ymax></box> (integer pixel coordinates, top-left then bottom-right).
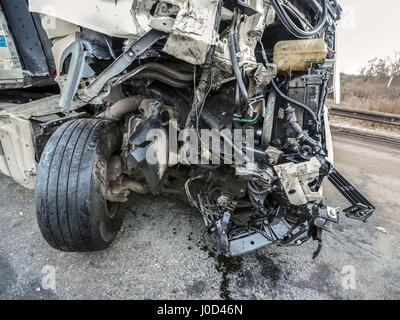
<box><xmin>6</xmin><ymin>0</ymin><xmax>375</xmax><ymax>257</ymax></box>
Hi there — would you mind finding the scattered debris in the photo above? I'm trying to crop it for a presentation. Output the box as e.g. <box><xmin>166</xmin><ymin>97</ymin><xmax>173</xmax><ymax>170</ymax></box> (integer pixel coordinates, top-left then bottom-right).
<box><xmin>374</xmin><ymin>227</ymin><xmax>388</xmax><ymax>234</ymax></box>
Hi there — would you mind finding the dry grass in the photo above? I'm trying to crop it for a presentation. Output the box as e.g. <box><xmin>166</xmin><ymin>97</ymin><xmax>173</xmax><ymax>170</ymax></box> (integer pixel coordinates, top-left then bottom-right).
<box><xmin>334</xmin><ymin>74</ymin><xmax>400</xmax><ymax>114</ymax></box>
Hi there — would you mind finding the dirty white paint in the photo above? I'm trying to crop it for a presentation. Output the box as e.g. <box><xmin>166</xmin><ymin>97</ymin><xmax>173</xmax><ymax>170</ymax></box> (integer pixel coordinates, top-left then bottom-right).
<box><xmin>0</xmin><ymin>8</ymin><xmax>24</xmax><ymax>83</ymax></box>
<box><xmin>29</xmin><ymin>0</ymin><xmax>148</xmax><ymax>38</ymax></box>
<box><xmin>274</xmin><ymin>157</ymin><xmax>323</xmax><ymax>206</ymax></box>
<box><xmin>162</xmin><ymin>0</ymin><xmax>220</xmax><ymax>65</ymax></box>
<box><xmin>0</xmin><ymin>115</ymin><xmax>37</xmax><ymax>189</ymax></box>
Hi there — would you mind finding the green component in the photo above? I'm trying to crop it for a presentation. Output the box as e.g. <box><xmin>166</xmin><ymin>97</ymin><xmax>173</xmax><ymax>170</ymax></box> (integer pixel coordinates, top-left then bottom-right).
<box><xmin>233</xmin><ymin>114</ymin><xmax>260</xmax><ymax>123</ymax></box>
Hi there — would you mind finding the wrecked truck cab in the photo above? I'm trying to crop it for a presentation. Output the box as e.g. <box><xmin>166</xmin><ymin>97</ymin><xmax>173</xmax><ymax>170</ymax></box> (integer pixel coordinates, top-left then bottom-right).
<box><xmin>1</xmin><ymin>0</ymin><xmax>375</xmax><ymax>257</ymax></box>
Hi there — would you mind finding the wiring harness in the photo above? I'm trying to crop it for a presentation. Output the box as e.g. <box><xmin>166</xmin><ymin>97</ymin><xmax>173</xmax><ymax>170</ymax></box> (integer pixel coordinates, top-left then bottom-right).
<box><xmin>270</xmin><ymin>0</ymin><xmax>329</xmax><ymax>38</ymax></box>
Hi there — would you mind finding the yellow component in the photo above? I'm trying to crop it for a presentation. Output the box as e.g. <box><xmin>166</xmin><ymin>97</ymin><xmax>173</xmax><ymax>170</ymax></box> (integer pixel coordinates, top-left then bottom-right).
<box><xmin>273</xmin><ymin>39</ymin><xmax>328</xmax><ymax>72</ymax></box>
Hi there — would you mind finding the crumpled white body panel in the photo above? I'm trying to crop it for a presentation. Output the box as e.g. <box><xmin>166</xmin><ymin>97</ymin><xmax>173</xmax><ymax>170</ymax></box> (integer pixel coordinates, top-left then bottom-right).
<box><xmin>28</xmin><ymin>0</ymin><xmax>150</xmax><ymax>38</ymax></box>
<box><xmin>28</xmin><ymin>0</ymin><xmax>219</xmax><ymax>65</ymax></box>
<box><xmin>29</xmin><ymin>1</ymin><xmax>272</xmax><ymax>67</ymax></box>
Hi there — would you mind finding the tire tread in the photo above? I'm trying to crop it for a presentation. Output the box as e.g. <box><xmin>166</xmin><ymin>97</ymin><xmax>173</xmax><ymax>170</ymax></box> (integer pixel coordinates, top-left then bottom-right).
<box><xmin>35</xmin><ymin>119</ymin><xmax>118</xmax><ymax>252</ymax></box>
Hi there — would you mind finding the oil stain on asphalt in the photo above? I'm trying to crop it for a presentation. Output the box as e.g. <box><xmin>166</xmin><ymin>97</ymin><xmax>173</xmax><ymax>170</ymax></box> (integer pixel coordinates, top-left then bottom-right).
<box><xmin>216</xmin><ymin>255</ymin><xmax>243</xmax><ymax>300</ymax></box>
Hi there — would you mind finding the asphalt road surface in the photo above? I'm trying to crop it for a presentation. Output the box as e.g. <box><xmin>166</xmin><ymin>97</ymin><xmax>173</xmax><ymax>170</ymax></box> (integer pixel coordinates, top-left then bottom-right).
<box><xmin>0</xmin><ymin>132</ymin><xmax>399</xmax><ymax>300</ymax></box>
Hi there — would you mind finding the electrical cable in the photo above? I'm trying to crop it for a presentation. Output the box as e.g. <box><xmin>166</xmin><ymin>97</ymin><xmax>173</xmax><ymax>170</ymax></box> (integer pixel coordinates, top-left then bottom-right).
<box><xmin>233</xmin><ymin>114</ymin><xmax>260</xmax><ymax>123</ymax></box>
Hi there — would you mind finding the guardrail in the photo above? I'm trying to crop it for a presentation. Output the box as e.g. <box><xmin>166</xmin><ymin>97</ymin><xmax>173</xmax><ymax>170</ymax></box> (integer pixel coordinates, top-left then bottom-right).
<box><xmin>331</xmin><ymin>126</ymin><xmax>400</xmax><ymax>149</ymax></box>
<box><xmin>329</xmin><ymin>105</ymin><xmax>400</xmax><ymax>126</ymax></box>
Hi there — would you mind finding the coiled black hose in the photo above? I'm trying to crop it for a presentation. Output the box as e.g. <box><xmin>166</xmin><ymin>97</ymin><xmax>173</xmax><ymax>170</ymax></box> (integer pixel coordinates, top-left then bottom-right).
<box><xmin>271</xmin><ymin>0</ymin><xmax>328</xmax><ymax>39</ymax></box>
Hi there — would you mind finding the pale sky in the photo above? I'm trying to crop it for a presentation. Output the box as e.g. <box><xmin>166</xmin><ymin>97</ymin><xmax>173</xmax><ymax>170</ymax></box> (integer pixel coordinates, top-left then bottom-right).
<box><xmin>337</xmin><ymin>0</ymin><xmax>400</xmax><ymax>74</ymax></box>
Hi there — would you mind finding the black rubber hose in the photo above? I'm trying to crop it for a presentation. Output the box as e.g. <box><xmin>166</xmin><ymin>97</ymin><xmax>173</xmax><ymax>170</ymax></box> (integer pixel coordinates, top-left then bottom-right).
<box><xmin>271</xmin><ymin>79</ymin><xmax>318</xmax><ymax>124</ymax></box>
<box><xmin>229</xmin><ymin>33</ymin><xmax>248</xmax><ymax>101</ymax></box>
<box><xmin>271</xmin><ymin>0</ymin><xmax>328</xmax><ymax>38</ymax></box>
<box><xmin>285</xmin><ymin>106</ymin><xmax>322</xmax><ymax>154</ymax></box>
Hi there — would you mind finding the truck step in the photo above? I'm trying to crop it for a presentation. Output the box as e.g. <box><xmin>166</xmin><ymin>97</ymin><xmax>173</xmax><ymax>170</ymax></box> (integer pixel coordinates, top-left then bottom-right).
<box><xmin>328</xmin><ymin>168</ymin><xmax>375</xmax><ymax>222</ymax></box>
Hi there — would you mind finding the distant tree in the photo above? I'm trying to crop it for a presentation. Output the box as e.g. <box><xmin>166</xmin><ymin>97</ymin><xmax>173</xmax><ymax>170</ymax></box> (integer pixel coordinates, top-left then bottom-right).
<box><xmin>360</xmin><ymin>51</ymin><xmax>400</xmax><ymax>85</ymax></box>
<box><xmin>391</xmin><ymin>52</ymin><xmax>400</xmax><ymax>78</ymax></box>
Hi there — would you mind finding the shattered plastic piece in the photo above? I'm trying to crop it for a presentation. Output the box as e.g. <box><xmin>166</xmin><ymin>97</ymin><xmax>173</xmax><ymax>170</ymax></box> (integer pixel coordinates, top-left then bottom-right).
<box><xmin>374</xmin><ymin>227</ymin><xmax>388</xmax><ymax>234</ymax></box>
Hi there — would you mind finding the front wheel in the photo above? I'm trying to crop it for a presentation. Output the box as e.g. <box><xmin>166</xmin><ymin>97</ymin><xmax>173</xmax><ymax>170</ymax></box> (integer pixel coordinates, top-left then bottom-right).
<box><xmin>35</xmin><ymin>118</ymin><xmax>123</xmax><ymax>252</ymax></box>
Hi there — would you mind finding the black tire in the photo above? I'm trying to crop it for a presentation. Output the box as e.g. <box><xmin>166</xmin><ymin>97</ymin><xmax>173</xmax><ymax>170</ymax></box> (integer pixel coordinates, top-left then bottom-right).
<box><xmin>35</xmin><ymin>119</ymin><xmax>123</xmax><ymax>252</ymax></box>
